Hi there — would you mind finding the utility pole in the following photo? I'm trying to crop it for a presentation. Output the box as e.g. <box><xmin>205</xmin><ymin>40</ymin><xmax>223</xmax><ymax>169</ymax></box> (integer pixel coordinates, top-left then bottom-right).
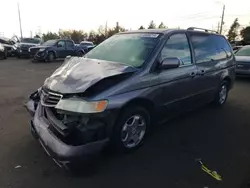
<box><xmin>219</xmin><ymin>4</ymin><xmax>225</xmax><ymax>34</ymax></box>
<box><xmin>17</xmin><ymin>2</ymin><xmax>23</xmax><ymax>39</ymax></box>
<box><xmin>217</xmin><ymin>21</ymin><xmax>220</xmax><ymax>33</ymax></box>
<box><xmin>105</xmin><ymin>21</ymin><xmax>108</xmax><ymax>37</ymax></box>
<box><xmin>116</xmin><ymin>22</ymin><xmax>119</xmax><ymax>33</ymax></box>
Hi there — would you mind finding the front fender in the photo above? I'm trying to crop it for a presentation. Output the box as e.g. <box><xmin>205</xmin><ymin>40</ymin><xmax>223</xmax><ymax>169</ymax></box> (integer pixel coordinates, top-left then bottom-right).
<box><xmin>47</xmin><ymin>48</ymin><xmax>58</xmax><ymax>58</ymax></box>
<box><xmin>76</xmin><ymin>48</ymin><xmax>86</xmax><ymax>54</ymax></box>
<box><xmin>24</xmin><ymin>88</ymin><xmax>41</xmax><ymax>116</ymax></box>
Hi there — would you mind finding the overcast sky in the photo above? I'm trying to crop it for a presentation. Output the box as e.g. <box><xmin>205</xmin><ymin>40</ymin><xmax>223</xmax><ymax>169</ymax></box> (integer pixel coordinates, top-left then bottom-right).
<box><xmin>1</xmin><ymin>0</ymin><xmax>250</xmax><ymax>38</ymax></box>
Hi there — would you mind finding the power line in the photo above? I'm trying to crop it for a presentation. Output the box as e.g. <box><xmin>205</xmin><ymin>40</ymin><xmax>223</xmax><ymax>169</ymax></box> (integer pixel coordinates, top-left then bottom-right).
<box><xmin>177</xmin><ymin>15</ymin><xmax>220</xmax><ymax>21</ymax></box>
<box><xmin>177</xmin><ymin>12</ymin><xmax>212</xmax><ymax>19</ymax></box>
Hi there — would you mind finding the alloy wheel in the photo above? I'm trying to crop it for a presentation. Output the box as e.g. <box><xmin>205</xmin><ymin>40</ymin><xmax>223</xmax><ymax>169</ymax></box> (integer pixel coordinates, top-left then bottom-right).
<box><xmin>121</xmin><ymin>115</ymin><xmax>146</xmax><ymax>149</ymax></box>
<box><xmin>219</xmin><ymin>85</ymin><xmax>227</xmax><ymax>104</ymax></box>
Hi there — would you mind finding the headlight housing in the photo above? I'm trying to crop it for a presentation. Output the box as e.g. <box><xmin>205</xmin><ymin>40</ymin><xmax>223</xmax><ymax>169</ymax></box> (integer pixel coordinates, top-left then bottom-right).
<box><xmin>39</xmin><ymin>48</ymin><xmax>45</xmax><ymax>52</ymax></box>
<box><xmin>55</xmin><ymin>98</ymin><xmax>108</xmax><ymax>113</ymax></box>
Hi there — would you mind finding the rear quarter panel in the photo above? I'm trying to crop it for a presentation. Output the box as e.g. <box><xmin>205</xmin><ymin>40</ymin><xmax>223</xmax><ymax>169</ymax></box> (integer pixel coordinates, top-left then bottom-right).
<box><xmin>220</xmin><ymin>55</ymin><xmax>236</xmax><ymax>90</ymax></box>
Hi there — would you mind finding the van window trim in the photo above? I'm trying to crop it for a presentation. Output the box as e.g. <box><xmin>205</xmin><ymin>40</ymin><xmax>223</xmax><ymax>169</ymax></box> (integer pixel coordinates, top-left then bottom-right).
<box><xmin>188</xmin><ymin>32</ymin><xmax>232</xmax><ymax>64</ymax></box>
<box><xmin>155</xmin><ymin>31</ymin><xmax>195</xmax><ymax>69</ymax></box>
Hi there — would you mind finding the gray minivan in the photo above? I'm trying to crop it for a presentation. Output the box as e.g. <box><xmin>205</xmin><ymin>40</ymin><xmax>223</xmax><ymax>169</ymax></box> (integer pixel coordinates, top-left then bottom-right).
<box><xmin>25</xmin><ymin>27</ymin><xmax>235</xmax><ymax>171</ymax></box>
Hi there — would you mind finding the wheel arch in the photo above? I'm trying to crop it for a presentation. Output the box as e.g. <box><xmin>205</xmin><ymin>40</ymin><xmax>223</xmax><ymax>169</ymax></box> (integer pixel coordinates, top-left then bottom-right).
<box><xmin>223</xmin><ymin>76</ymin><xmax>232</xmax><ymax>89</ymax></box>
<box><xmin>77</xmin><ymin>49</ymin><xmax>85</xmax><ymax>55</ymax></box>
<box><xmin>48</xmin><ymin>50</ymin><xmax>57</xmax><ymax>58</ymax></box>
<box><xmin>119</xmin><ymin>97</ymin><xmax>155</xmax><ymax>118</ymax></box>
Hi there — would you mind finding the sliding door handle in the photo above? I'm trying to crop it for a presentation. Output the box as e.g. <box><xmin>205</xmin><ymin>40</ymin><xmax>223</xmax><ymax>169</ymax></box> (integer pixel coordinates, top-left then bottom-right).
<box><xmin>189</xmin><ymin>72</ymin><xmax>196</xmax><ymax>77</ymax></box>
<box><xmin>197</xmin><ymin>70</ymin><xmax>205</xmax><ymax>75</ymax></box>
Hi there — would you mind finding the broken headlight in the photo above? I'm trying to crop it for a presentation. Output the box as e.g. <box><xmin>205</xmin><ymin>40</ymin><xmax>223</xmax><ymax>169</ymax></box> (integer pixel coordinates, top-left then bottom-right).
<box><xmin>55</xmin><ymin>98</ymin><xmax>108</xmax><ymax>114</ymax></box>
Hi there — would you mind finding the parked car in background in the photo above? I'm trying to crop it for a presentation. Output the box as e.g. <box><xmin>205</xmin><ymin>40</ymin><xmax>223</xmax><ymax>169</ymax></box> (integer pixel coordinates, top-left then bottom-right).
<box><xmin>0</xmin><ymin>37</ymin><xmax>16</xmax><ymax>57</ymax></box>
<box><xmin>233</xmin><ymin>45</ymin><xmax>243</xmax><ymax>53</ymax></box>
<box><xmin>15</xmin><ymin>37</ymin><xmax>42</xmax><ymax>58</ymax></box>
<box><xmin>25</xmin><ymin>27</ymin><xmax>235</xmax><ymax>172</ymax></box>
<box><xmin>29</xmin><ymin>39</ymin><xmax>88</xmax><ymax>62</ymax></box>
<box><xmin>79</xmin><ymin>41</ymin><xmax>94</xmax><ymax>47</ymax></box>
<box><xmin>235</xmin><ymin>45</ymin><xmax>250</xmax><ymax>76</ymax></box>
<box><xmin>0</xmin><ymin>43</ymin><xmax>7</xmax><ymax>59</ymax></box>
<box><xmin>79</xmin><ymin>41</ymin><xmax>95</xmax><ymax>53</ymax></box>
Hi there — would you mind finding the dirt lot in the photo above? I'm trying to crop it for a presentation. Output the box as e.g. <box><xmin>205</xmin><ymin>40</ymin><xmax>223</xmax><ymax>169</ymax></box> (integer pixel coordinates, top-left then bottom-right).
<box><xmin>0</xmin><ymin>58</ymin><xmax>250</xmax><ymax>188</ymax></box>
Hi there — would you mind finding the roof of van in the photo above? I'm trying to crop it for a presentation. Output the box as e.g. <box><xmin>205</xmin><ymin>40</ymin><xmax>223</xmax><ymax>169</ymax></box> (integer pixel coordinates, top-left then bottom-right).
<box><xmin>119</xmin><ymin>29</ymin><xmax>175</xmax><ymax>34</ymax></box>
<box><xmin>119</xmin><ymin>28</ymin><xmax>221</xmax><ymax>35</ymax></box>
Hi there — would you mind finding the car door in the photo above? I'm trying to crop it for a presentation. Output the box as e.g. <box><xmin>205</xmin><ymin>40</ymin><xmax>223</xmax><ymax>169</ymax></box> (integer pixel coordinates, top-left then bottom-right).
<box><xmin>56</xmin><ymin>40</ymin><xmax>66</xmax><ymax>58</ymax></box>
<box><xmin>189</xmin><ymin>33</ymin><xmax>228</xmax><ymax>102</ymax></box>
<box><xmin>156</xmin><ymin>32</ymin><xmax>200</xmax><ymax>118</ymax></box>
<box><xmin>66</xmin><ymin>40</ymin><xmax>76</xmax><ymax>56</ymax></box>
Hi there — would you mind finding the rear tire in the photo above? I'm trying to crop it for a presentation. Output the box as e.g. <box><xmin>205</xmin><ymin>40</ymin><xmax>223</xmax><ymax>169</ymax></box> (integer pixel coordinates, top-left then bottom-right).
<box><xmin>213</xmin><ymin>80</ymin><xmax>229</xmax><ymax>106</ymax></box>
<box><xmin>110</xmin><ymin>105</ymin><xmax>150</xmax><ymax>153</ymax></box>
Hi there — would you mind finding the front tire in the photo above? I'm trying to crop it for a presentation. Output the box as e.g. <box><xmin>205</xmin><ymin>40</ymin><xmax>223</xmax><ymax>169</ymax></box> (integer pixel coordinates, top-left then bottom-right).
<box><xmin>213</xmin><ymin>81</ymin><xmax>229</xmax><ymax>106</ymax></box>
<box><xmin>4</xmin><ymin>49</ymin><xmax>7</xmax><ymax>59</ymax></box>
<box><xmin>47</xmin><ymin>52</ymin><xmax>55</xmax><ymax>62</ymax></box>
<box><xmin>111</xmin><ymin>105</ymin><xmax>150</xmax><ymax>153</ymax></box>
<box><xmin>77</xmin><ymin>51</ymin><xmax>84</xmax><ymax>57</ymax></box>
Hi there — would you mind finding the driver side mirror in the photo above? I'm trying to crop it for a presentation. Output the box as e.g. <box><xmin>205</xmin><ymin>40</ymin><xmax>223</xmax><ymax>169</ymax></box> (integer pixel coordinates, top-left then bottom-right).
<box><xmin>159</xmin><ymin>57</ymin><xmax>181</xmax><ymax>70</ymax></box>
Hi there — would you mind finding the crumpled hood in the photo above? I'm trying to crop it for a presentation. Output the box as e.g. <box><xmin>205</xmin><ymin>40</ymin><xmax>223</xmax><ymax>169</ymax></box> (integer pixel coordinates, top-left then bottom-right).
<box><xmin>43</xmin><ymin>57</ymin><xmax>137</xmax><ymax>94</ymax></box>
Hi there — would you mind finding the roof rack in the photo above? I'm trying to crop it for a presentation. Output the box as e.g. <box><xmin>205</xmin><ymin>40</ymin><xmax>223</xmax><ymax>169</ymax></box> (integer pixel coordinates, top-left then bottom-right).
<box><xmin>187</xmin><ymin>27</ymin><xmax>218</xmax><ymax>34</ymax></box>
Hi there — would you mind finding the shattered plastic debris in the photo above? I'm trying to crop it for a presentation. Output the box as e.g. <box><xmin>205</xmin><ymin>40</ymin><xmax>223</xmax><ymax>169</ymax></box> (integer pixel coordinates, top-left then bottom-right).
<box><xmin>15</xmin><ymin>165</ymin><xmax>22</xmax><ymax>169</ymax></box>
<box><xmin>196</xmin><ymin>159</ymin><xmax>222</xmax><ymax>181</ymax></box>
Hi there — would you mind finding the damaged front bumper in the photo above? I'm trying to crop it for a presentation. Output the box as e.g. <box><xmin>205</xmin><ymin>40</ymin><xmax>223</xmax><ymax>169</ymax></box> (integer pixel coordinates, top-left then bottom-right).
<box><xmin>24</xmin><ymin>91</ymin><xmax>113</xmax><ymax>169</ymax></box>
<box><xmin>33</xmin><ymin>51</ymin><xmax>48</xmax><ymax>61</ymax></box>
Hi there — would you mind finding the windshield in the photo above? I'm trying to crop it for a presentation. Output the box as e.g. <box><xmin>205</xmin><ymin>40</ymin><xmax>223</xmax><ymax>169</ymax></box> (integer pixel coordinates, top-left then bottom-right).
<box><xmin>21</xmin><ymin>38</ymin><xmax>41</xmax><ymax>44</ymax></box>
<box><xmin>85</xmin><ymin>33</ymin><xmax>161</xmax><ymax>67</ymax></box>
<box><xmin>43</xmin><ymin>40</ymin><xmax>57</xmax><ymax>46</ymax></box>
<box><xmin>235</xmin><ymin>46</ymin><xmax>250</xmax><ymax>56</ymax></box>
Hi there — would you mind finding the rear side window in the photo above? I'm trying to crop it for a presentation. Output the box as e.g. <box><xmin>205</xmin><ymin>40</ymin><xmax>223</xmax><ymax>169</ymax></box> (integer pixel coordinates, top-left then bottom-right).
<box><xmin>190</xmin><ymin>34</ymin><xmax>232</xmax><ymax>63</ymax></box>
<box><xmin>215</xmin><ymin>36</ymin><xmax>232</xmax><ymax>57</ymax></box>
<box><xmin>66</xmin><ymin>41</ymin><xmax>74</xmax><ymax>48</ymax></box>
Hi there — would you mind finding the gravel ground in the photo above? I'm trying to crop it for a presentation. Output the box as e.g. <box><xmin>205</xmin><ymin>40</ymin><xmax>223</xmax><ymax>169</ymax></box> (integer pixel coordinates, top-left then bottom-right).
<box><xmin>0</xmin><ymin>58</ymin><xmax>250</xmax><ymax>188</ymax></box>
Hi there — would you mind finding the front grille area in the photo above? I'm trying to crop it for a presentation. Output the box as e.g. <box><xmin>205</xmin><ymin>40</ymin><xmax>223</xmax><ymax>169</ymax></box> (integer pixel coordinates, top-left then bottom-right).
<box><xmin>41</xmin><ymin>88</ymin><xmax>63</xmax><ymax>107</ymax></box>
<box><xmin>42</xmin><ymin>106</ymin><xmax>106</xmax><ymax>146</ymax></box>
<box><xmin>30</xmin><ymin>48</ymin><xmax>39</xmax><ymax>56</ymax></box>
<box><xmin>20</xmin><ymin>47</ymin><xmax>29</xmax><ymax>50</ymax></box>
<box><xmin>36</xmin><ymin>51</ymin><xmax>45</xmax><ymax>56</ymax></box>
